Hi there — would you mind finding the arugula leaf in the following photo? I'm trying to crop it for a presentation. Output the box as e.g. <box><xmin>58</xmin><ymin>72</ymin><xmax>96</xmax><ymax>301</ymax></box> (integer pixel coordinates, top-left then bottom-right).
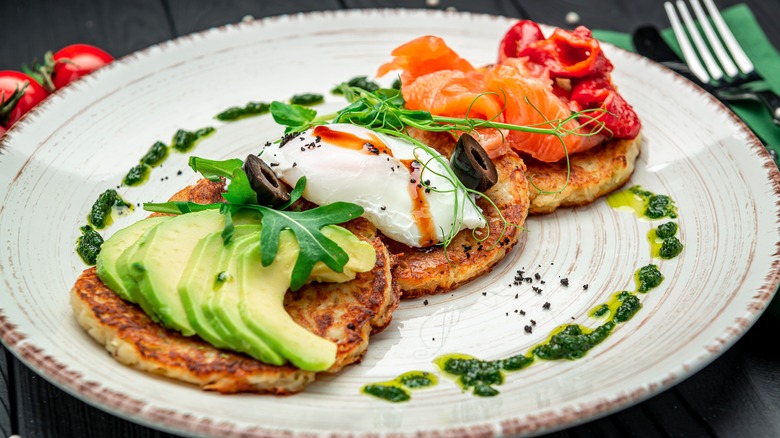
<box><xmin>270</xmin><ymin>101</ymin><xmax>317</xmax><ymax>133</ymax></box>
<box><xmin>144</xmin><ymin>173</ymin><xmax>364</xmax><ymax>291</ymax></box>
<box><xmin>252</xmin><ymin>202</ymin><xmax>364</xmax><ymax>290</ymax></box>
<box><xmin>143</xmin><ymin>201</ymin><xmax>221</xmax><ymax>215</ymax></box>
<box><xmin>189</xmin><ymin>156</ymin><xmax>244</xmax><ymax>181</ymax></box>
<box><xmin>278</xmin><ymin>176</ymin><xmax>306</xmax><ymax>210</ymax></box>
<box><xmin>222</xmin><ymin>168</ymin><xmax>258</xmax><ymax>205</ymax></box>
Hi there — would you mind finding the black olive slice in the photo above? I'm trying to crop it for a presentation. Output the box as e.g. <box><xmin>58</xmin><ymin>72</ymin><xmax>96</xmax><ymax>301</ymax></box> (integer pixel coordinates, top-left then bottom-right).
<box><xmin>450</xmin><ymin>134</ymin><xmax>498</xmax><ymax>192</ymax></box>
<box><xmin>243</xmin><ymin>154</ymin><xmax>291</xmax><ymax>207</ymax></box>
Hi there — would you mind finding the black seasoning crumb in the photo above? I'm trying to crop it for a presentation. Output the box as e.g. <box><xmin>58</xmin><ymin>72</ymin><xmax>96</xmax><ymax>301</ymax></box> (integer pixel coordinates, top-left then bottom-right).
<box><xmin>583</xmin><ymin>284</ymin><xmax>589</xmax><ymax>290</ymax></box>
<box><xmin>432</xmin><ymin>338</ymin><xmax>435</xmax><ymax>341</ymax></box>
<box><xmin>115</xmin><ymin>185</ymin><xmax>120</xmax><ymax>189</ymax></box>
<box><xmin>514</xmin><ymin>293</ymin><xmax>519</xmax><ymax>299</ymax></box>
<box><xmin>300</xmin><ymin>147</ymin><xmax>306</xmax><ymax>152</ymax></box>
<box><xmin>541</xmin><ymin>280</ymin><xmax>546</xmax><ymax>284</ymax></box>
<box><xmin>477</xmin><ymin>244</ymin><xmax>483</xmax><ymax>251</ymax></box>
<box><xmin>531</xmin><ymin>319</ymin><xmax>537</xmax><ymax>326</ymax></box>
<box><xmin>551</xmin><ymin>262</ymin><xmax>554</xmax><ymax>265</ymax></box>
<box><xmin>269</xmin><ymin>162</ymin><xmax>279</xmax><ymax>167</ymax></box>
<box><xmin>560</xmin><ymin>278</ymin><xmax>569</xmax><ymax>287</ymax></box>
<box><xmin>136</xmin><ymin>203</ymin><xmax>140</xmax><ymax>207</ymax></box>
<box><xmin>380</xmin><ymin>206</ymin><xmax>386</xmax><ymax>211</ymax></box>
<box><xmin>524</xmin><ymin>325</ymin><xmax>533</xmax><ymax>334</ymax></box>
<box><xmin>571</xmin><ymin>316</ymin><xmax>576</xmax><ymax>320</ymax></box>
<box><xmin>538</xmin><ymin>264</ymin><xmax>541</xmax><ymax>268</ymax></box>
<box><xmin>315</xmin><ymin>135</ymin><xmax>321</xmax><ymax>143</ymax></box>
<box><xmin>506</xmin><ymin>312</ymin><xmax>509</xmax><ymax>316</ymax></box>
<box><xmin>292</xmin><ymin>162</ymin><xmax>297</xmax><ymax>167</ymax></box>
<box><xmin>177</xmin><ymin>170</ymin><xmax>183</xmax><ymax>176</ymax></box>
<box><xmin>525</xmin><ymin>277</ymin><xmax>532</xmax><ymax>283</ymax></box>
<box><xmin>534</xmin><ymin>273</ymin><xmax>541</xmax><ymax>280</ymax></box>
<box><xmin>542</xmin><ymin>302</ymin><xmax>551</xmax><ymax>310</ymax></box>
<box><xmin>347</xmin><ymin>323</ymin><xmax>355</xmax><ymax>330</ymax></box>
<box><xmin>519</xmin><ymin>310</ymin><xmax>526</xmax><ymax>316</ymax></box>
<box><xmin>423</xmin><ymin>299</ymin><xmax>429</xmax><ymax>306</ymax></box>
<box><xmin>265</xmin><ymin>141</ymin><xmax>271</xmax><ymax>147</ymax></box>
<box><xmin>482</xmin><ymin>292</ymin><xmax>487</xmax><ymax>296</ymax></box>
<box><xmin>532</xmin><ymin>286</ymin><xmax>542</xmax><ymax>294</ymax></box>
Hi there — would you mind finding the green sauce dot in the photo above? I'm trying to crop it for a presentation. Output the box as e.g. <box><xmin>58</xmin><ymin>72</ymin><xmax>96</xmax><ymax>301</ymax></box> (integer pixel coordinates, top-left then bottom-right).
<box><xmin>659</xmin><ymin>237</ymin><xmax>684</xmax><ymax>259</ymax></box>
<box><xmin>362</xmin><ymin>384</ymin><xmax>410</xmax><ymax>402</ymax></box>
<box><xmin>636</xmin><ymin>264</ymin><xmax>663</xmax><ymax>292</ymax></box>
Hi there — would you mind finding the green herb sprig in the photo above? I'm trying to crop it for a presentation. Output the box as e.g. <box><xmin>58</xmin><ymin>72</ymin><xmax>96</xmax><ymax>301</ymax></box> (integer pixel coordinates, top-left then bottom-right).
<box><xmin>144</xmin><ymin>157</ymin><xmax>364</xmax><ymax>291</ymax></box>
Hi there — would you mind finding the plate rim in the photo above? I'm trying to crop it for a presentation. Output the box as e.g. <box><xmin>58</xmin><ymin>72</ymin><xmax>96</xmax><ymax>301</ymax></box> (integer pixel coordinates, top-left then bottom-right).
<box><xmin>1</xmin><ymin>8</ymin><xmax>779</xmax><ymax>437</ymax></box>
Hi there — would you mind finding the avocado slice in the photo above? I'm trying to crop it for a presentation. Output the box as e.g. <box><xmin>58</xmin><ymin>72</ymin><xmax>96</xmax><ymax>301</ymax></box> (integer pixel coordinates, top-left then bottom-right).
<box><xmin>128</xmin><ymin>209</ymin><xmax>229</xmax><ymax>336</ymax></box>
<box><xmin>178</xmin><ymin>224</ymin><xmax>260</xmax><ymax>349</ymax></box>
<box><xmin>238</xmin><ymin>226</ymin><xmax>376</xmax><ymax>371</ymax></box>
<box><xmin>202</xmin><ymin>229</ymin><xmax>285</xmax><ymax>365</ymax></box>
<box><xmin>96</xmin><ymin>216</ymin><xmax>170</xmax><ymax>301</ymax></box>
<box><xmin>115</xmin><ymin>223</ymin><xmax>163</xmax><ymax>322</ymax></box>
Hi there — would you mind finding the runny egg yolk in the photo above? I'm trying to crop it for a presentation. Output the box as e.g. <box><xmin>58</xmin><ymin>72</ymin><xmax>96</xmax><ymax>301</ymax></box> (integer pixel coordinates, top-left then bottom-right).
<box><xmin>262</xmin><ymin>124</ymin><xmax>486</xmax><ymax>248</ymax></box>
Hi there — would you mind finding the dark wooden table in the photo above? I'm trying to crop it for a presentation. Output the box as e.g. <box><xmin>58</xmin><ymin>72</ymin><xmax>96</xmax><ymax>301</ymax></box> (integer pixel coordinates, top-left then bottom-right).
<box><xmin>1</xmin><ymin>1</ymin><xmax>779</xmax><ymax>437</ymax></box>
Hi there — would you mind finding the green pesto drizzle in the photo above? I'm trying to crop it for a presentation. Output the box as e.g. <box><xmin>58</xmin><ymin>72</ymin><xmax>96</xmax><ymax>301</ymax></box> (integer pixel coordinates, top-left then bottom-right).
<box><xmin>429</xmin><ymin>263</ymin><xmax>663</xmax><ymax>399</ymax></box>
<box><xmin>331</xmin><ymin>76</ymin><xmax>380</xmax><ymax>94</ymax></box>
<box><xmin>361</xmin><ymin>371</ymin><xmax>438</xmax><ymax>402</ymax></box>
<box><xmin>172</xmin><ymin>127</ymin><xmax>215</xmax><ymax>152</ymax></box>
<box><xmin>607</xmin><ymin>185</ymin><xmax>678</xmax><ymax>219</ymax></box>
<box><xmin>88</xmin><ymin>189</ymin><xmax>132</xmax><ymax>229</ymax></box>
<box><xmin>215</xmin><ymin>102</ymin><xmax>271</xmax><ymax>121</ymax></box>
<box><xmin>289</xmin><ymin>93</ymin><xmax>324</xmax><ymax>106</ymax></box>
<box><xmin>76</xmin><ymin>225</ymin><xmax>103</xmax><ymax>265</ymax></box>
<box><xmin>123</xmin><ymin>163</ymin><xmax>150</xmax><ymax>186</ymax></box>
<box><xmin>648</xmin><ymin>221</ymin><xmax>684</xmax><ymax>260</ymax></box>
<box><xmin>140</xmin><ymin>141</ymin><xmax>169</xmax><ymax>166</ymax></box>
<box><xmin>636</xmin><ymin>264</ymin><xmax>663</xmax><ymax>292</ymax></box>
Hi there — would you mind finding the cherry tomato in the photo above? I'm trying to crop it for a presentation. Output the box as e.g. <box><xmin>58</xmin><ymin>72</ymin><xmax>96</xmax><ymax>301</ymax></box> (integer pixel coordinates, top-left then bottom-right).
<box><xmin>51</xmin><ymin>44</ymin><xmax>113</xmax><ymax>89</ymax></box>
<box><xmin>0</xmin><ymin>71</ymin><xmax>50</xmax><ymax>128</ymax></box>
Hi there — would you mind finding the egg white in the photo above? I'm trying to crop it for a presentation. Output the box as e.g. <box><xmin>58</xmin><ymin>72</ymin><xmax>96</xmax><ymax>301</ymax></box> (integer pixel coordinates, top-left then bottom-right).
<box><xmin>262</xmin><ymin>124</ymin><xmax>485</xmax><ymax>247</ymax></box>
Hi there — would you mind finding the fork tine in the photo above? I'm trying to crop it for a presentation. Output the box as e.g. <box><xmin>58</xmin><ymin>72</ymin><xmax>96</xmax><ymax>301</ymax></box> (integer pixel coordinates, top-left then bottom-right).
<box><xmin>689</xmin><ymin>0</ymin><xmax>739</xmax><ymax>77</ymax></box>
<box><xmin>702</xmin><ymin>0</ymin><xmax>755</xmax><ymax>74</ymax></box>
<box><xmin>664</xmin><ymin>2</ymin><xmax>711</xmax><ymax>82</ymax></box>
<box><xmin>676</xmin><ymin>0</ymin><xmax>723</xmax><ymax>81</ymax></box>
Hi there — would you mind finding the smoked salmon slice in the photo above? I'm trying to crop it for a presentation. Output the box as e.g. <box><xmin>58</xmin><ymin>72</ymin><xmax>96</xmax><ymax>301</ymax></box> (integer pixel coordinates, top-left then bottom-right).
<box><xmin>484</xmin><ymin>59</ymin><xmax>605</xmax><ymax>163</ymax></box>
<box><xmin>378</xmin><ymin>36</ymin><xmax>606</xmax><ymax>162</ymax></box>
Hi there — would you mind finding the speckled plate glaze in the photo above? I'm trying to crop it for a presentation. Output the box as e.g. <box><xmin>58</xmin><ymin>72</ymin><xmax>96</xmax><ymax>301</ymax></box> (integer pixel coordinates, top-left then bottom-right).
<box><xmin>1</xmin><ymin>9</ymin><xmax>779</xmax><ymax>438</ymax></box>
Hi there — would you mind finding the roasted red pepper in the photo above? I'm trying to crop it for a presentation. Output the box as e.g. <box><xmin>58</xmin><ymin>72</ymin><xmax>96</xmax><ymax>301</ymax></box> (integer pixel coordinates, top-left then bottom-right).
<box><xmin>498</xmin><ymin>20</ymin><xmax>545</xmax><ymax>63</ymax></box>
<box><xmin>571</xmin><ymin>77</ymin><xmax>641</xmax><ymax>139</ymax></box>
<box><xmin>518</xmin><ymin>26</ymin><xmax>612</xmax><ymax>78</ymax></box>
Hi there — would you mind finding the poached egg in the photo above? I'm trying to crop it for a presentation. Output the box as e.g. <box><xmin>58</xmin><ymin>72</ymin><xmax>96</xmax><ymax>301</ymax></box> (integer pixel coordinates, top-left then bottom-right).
<box><xmin>262</xmin><ymin>124</ymin><xmax>485</xmax><ymax>247</ymax></box>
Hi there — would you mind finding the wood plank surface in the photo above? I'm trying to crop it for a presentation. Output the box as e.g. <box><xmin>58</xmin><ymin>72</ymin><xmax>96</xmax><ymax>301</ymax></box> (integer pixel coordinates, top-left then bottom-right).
<box><xmin>0</xmin><ymin>0</ymin><xmax>778</xmax><ymax>437</ymax></box>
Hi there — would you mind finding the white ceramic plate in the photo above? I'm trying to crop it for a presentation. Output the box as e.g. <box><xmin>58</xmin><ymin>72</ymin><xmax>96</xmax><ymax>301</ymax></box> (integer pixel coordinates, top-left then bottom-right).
<box><xmin>1</xmin><ymin>9</ymin><xmax>779</xmax><ymax>438</ymax></box>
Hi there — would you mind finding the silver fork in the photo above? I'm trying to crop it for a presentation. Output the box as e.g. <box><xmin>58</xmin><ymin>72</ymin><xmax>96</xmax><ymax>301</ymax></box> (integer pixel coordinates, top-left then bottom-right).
<box><xmin>665</xmin><ymin>0</ymin><xmax>780</xmax><ymax>124</ymax></box>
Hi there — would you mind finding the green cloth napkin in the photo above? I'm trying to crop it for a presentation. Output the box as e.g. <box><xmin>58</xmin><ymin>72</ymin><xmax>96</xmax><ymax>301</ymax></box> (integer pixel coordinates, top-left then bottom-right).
<box><xmin>592</xmin><ymin>3</ymin><xmax>780</xmax><ymax>155</ymax></box>
<box><xmin>596</xmin><ymin>4</ymin><xmax>780</xmax><ymax>321</ymax></box>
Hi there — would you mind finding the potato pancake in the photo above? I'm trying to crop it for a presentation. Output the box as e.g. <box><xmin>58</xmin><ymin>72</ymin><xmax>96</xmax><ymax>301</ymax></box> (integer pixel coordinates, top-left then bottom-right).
<box><xmin>71</xmin><ymin>179</ymin><xmax>399</xmax><ymax>394</ymax></box>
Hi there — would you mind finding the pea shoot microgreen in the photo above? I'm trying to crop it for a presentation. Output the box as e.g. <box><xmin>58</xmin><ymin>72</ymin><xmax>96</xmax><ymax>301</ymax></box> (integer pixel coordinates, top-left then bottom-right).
<box><xmin>267</xmin><ymin>84</ymin><xmax>608</xmax><ymax>254</ymax></box>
